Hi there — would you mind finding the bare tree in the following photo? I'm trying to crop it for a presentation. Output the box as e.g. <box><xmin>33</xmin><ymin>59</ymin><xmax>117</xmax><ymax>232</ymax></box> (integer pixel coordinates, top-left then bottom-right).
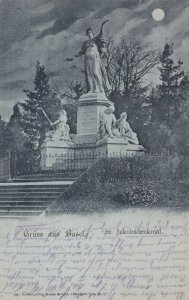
<box><xmin>106</xmin><ymin>37</ymin><xmax>159</xmax><ymax>96</ymax></box>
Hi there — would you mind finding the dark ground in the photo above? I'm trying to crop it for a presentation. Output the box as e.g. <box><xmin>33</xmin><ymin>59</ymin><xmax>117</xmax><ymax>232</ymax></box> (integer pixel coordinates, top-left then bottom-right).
<box><xmin>47</xmin><ymin>179</ymin><xmax>189</xmax><ymax>215</ymax></box>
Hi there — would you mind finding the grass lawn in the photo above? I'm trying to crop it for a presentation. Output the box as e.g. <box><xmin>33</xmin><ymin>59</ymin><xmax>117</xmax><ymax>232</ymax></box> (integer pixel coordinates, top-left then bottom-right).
<box><xmin>48</xmin><ymin>179</ymin><xmax>189</xmax><ymax>215</ymax></box>
<box><xmin>46</xmin><ymin>155</ymin><xmax>189</xmax><ymax>215</ymax></box>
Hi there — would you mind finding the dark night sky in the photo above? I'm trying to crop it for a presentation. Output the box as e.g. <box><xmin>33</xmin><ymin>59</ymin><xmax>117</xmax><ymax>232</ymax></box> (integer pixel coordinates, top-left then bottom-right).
<box><xmin>0</xmin><ymin>0</ymin><xmax>189</xmax><ymax>120</ymax></box>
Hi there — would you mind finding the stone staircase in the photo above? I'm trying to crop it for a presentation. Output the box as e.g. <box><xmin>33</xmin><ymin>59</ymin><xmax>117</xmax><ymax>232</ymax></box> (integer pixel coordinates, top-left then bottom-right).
<box><xmin>0</xmin><ymin>181</ymin><xmax>74</xmax><ymax>219</ymax></box>
<box><xmin>11</xmin><ymin>171</ymin><xmax>80</xmax><ymax>182</ymax></box>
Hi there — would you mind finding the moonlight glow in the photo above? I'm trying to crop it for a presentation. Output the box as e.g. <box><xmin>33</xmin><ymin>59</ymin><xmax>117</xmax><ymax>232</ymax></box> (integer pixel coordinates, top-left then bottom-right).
<box><xmin>152</xmin><ymin>8</ymin><xmax>165</xmax><ymax>21</ymax></box>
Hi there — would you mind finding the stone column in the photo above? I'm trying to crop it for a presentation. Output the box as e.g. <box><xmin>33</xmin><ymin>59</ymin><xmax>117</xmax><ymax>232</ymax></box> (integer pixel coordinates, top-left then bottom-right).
<box><xmin>74</xmin><ymin>92</ymin><xmax>114</xmax><ymax>145</ymax></box>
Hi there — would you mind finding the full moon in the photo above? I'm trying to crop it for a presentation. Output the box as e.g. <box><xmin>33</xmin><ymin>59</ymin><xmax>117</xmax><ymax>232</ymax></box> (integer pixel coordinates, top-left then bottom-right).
<box><xmin>152</xmin><ymin>8</ymin><xmax>165</xmax><ymax>21</ymax></box>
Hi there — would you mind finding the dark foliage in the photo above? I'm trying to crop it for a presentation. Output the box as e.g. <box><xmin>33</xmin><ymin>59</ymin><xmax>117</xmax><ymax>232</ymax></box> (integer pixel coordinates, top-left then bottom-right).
<box><xmin>0</xmin><ymin>115</ymin><xmax>7</xmax><ymax>155</ymax></box>
<box><xmin>61</xmin><ymin>154</ymin><xmax>189</xmax><ymax>202</ymax></box>
<box><xmin>20</xmin><ymin>61</ymin><xmax>62</xmax><ymax>149</ymax></box>
<box><xmin>7</xmin><ymin>62</ymin><xmax>62</xmax><ymax>172</ymax></box>
<box><xmin>113</xmin><ymin>186</ymin><xmax>159</xmax><ymax>207</ymax></box>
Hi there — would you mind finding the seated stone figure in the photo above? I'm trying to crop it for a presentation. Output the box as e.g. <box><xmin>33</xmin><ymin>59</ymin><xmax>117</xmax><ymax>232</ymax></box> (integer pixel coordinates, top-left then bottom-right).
<box><xmin>98</xmin><ymin>106</ymin><xmax>120</xmax><ymax>139</ymax></box>
<box><xmin>117</xmin><ymin>112</ymin><xmax>139</xmax><ymax>145</ymax></box>
<box><xmin>45</xmin><ymin>110</ymin><xmax>71</xmax><ymax>142</ymax></box>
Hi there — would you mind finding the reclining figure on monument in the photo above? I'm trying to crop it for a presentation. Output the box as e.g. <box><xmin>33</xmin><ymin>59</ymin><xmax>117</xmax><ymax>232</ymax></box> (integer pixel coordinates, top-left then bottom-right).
<box><xmin>97</xmin><ymin>109</ymin><xmax>139</xmax><ymax>145</ymax></box>
<box><xmin>39</xmin><ymin>108</ymin><xmax>71</xmax><ymax>142</ymax></box>
<box><xmin>67</xmin><ymin>20</ymin><xmax>111</xmax><ymax>94</ymax></box>
<box><xmin>117</xmin><ymin>112</ymin><xmax>139</xmax><ymax>145</ymax></box>
<box><xmin>97</xmin><ymin>106</ymin><xmax>121</xmax><ymax>140</ymax></box>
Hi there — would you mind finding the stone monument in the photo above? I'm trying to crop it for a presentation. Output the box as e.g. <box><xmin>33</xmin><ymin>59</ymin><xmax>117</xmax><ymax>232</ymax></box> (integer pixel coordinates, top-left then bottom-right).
<box><xmin>72</xmin><ymin>20</ymin><xmax>143</xmax><ymax>155</ymax></box>
<box><xmin>72</xmin><ymin>20</ymin><xmax>113</xmax><ymax>146</ymax></box>
<box><xmin>40</xmin><ymin>108</ymin><xmax>74</xmax><ymax>169</ymax></box>
<box><xmin>40</xmin><ymin>20</ymin><xmax>144</xmax><ymax>170</ymax></box>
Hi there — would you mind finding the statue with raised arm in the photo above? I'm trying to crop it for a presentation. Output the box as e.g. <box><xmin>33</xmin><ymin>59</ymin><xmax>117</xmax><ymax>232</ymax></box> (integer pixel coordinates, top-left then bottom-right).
<box><xmin>39</xmin><ymin>108</ymin><xmax>71</xmax><ymax>142</ymax></box>
<box><xmin>74</xmin><ymin>20</ymin><xmax>111</xmax><ymax>93</ymax></box>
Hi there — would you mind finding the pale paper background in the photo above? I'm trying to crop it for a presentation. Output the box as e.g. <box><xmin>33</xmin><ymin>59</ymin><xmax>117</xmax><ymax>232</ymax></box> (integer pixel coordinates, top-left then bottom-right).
<box><xmin>0</xmin><ymin>209</ymin><xmax>188</xmax><ymax>300</ymax></box>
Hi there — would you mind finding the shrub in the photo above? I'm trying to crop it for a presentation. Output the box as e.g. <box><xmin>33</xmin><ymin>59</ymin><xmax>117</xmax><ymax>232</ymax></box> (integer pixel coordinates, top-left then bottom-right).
<box><xmin>113</xmin><ymin>186</ymin><xmax>159</xmax><ymax>207</ymax></box>
<box><xmin>126</xmin><ymin>186</ymin><xmax>159</xmax><ymax>206</ymax></box>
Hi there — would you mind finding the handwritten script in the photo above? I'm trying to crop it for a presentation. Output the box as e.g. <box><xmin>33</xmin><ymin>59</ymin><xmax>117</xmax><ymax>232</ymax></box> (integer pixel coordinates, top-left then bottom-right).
<box><xmin>0</xmin><ymin>212</ymin><xmax>188</xmax><ymax>300</ymax></box>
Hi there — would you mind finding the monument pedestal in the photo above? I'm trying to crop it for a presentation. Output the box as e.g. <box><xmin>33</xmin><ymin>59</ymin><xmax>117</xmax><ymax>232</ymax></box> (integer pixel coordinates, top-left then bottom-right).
<box><xmin>40</xmin><ymin>92</ymin><xmax>144</xmax><ymax>170</ymax></box>
<box><xmin>74</xmin><ymin>92</ymin><xmax>114</xmax><ymax>145</ymax></box>
<box><xmin>96</xmin><ymin>137</ymin><xmax>144</xmax><ymax>156</ymax></box>
<box><xmin>40</xmin><ymin>140</ymin><xmax>74</xmax><ymax>170</ymax></box>
<box><xmin>73</xmin><ymin>92</ymin><xmax>144</xmax><ymax>156</ymax></box>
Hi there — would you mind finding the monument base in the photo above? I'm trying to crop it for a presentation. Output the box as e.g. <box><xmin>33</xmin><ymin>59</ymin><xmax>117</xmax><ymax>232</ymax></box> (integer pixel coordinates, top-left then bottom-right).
<box><xmin>40</xmin><ymin>91</ymin><xmax>144</xmax><ymax>170</ymax></box>
<box><xmin>96</xmin><ymin>137</ymin><xmax>144</xmax><ymax>156</ymax></box>
<box><xmin>75</xmin><ymin>92</ymin><xmax>114</xmax><ymax>145</ymax></box>
<box><xmin>40</xmin><ymin>137</ymin><xmax>144</xmax><ymax>171</ymax></box>
<box><xmin>40</xmin><ymin>140</ymin><xmax>74</xmax><ymax>170</ymax></box>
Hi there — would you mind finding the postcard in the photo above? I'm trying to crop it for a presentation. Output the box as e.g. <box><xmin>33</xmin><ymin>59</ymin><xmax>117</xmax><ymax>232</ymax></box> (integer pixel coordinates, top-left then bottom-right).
<box><xmin>0</xmin><ymin>0</ymin><xmax>188</xmax><ymax>299</ymax></box>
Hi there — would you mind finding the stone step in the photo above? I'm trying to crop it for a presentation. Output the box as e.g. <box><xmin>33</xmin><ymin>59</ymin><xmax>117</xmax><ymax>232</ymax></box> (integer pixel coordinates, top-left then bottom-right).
<box><xmin>0</xmin><ymin>179</ymin><xmax>73</xmax><ymax>218</ymax></box>
<box><xmin>16</xmin><ymin>172</ymin><xmax>77</xmax><ymax>177</ymax></box>
<box><xmin>0</xmin><ymin>195</ymin><xmax>59</xmax><ymax>199</ymax></box>
<box><xmin>0</xmin><ymin>210</ymin><xmax>42</xmax><ymax>216</ymax></box>
<box><xmin>0</xmin><ymin>216</ymin><xmax>29</xmax><ymax>219</ymax></box>
<box><xmin>12</xmin><ymin>178</ymin><xmax>76</xmax><ymax>182</ymax></box>
<box><xmin>0</xmin><ymin>201</ymin><xmax>51</xmax><ymax>205</ymax></box>
<box><xmin>0</xmin><ymin>191</ymin><xmax>63</xmax><ymax>196</ymax></box>
<box><xmin>0</xmin><ymin>180</ymin><xmax>71</xmax><ymax>188</ymax></box>
<box><xmin>0</xmin><ymin>206</ymin><xmax>47</xmax><ymax>210</ymax></box>
<box><xmin>0</xmin><ymin>185</ymin><xmax>70</xmax><ymax>193</ymax></box>
<box><xmin>0</xmin><ymin>181</ymin><xmax>73</xmax><ymax>186</ymax></box>
<box><xmin>15</xmin><ymin>171</ymin><xmax>80</xmax><ymax>177</ymax></box>
<box><xmin>0</xmin><ymin>188</ymin><xmax>68</xmax><ymax>193</ymax></box>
